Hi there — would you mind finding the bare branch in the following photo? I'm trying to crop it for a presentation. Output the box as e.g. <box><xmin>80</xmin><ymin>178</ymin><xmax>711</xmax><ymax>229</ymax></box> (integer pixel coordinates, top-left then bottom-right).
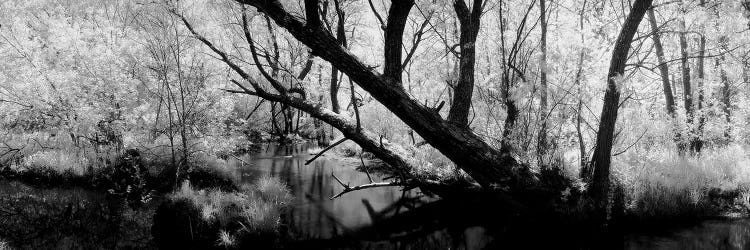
<box><xmin>331</xmin><ymin>172</ymin><xmax>405</xmax><ymax>199</ymax></box>
<box><xmin>367</xmin><ymin>0</ymin><xmax>386</xmax><ymax>30</ymax></box>
<box><xmin>305</xmin><ymin>137</ymin><xmax>347</xmax><ymax>165</ymax></box>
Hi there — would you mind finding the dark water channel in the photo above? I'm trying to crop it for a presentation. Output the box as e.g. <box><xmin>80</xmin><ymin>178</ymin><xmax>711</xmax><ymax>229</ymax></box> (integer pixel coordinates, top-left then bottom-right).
<box><xmin>2</xmin><ymin>143</ymin><xmax>750</xmax><ymax>249</ymax></box>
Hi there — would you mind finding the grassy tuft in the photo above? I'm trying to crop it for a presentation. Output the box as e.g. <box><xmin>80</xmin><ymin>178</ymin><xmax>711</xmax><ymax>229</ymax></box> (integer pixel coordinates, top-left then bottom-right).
<box><xmin>170</xmin><ymin>176</ymin><xmax>292</xmax><ymax>246</ymax></box>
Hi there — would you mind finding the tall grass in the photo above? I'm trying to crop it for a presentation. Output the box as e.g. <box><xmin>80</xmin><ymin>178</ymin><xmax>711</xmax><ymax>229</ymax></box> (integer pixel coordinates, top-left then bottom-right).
<box><xmin>612</xmin><ymin>144</ymin><xmax>750</xmax><ymax>220</ymax></box>
<box><xmin>171</xmin><ymin>176</ymin><xmax>292</xmax><ymax>247</ymax></box>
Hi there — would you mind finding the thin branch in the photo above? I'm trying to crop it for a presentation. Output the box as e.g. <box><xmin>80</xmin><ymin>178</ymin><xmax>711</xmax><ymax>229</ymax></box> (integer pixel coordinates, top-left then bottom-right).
<box><xmin>305</xmin><ymin>137</ymin><xmax>347</xmax><ymax>165</ymax></box>
<box><xmin>612</xmin><ymin>128</ymin><xmax>648</xmax><ymax>156</ymax></box>
<box><xmin>367</xmin><ymin>0</ymin><xmax>386</xmax><ymax>29</ymax></box>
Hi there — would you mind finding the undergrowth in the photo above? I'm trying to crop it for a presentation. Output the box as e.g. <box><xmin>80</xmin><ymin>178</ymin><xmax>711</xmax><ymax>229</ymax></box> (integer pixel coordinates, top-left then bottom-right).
<box><xmin>612</xmin><ymin>144</ymin><xmax>750</xmax><ymax>221</ymax></box>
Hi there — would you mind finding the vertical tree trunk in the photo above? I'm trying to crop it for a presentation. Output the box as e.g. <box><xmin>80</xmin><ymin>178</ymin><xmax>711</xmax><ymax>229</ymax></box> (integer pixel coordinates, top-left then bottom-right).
<box><xmin>575</xmin><ymin>0</ymin><xmax>589</xmax><ymax>179</ymax></box>
<box><xmin>691</xmin><ymin>0</ymin><xmax>707</xmax><ymax>152</ymax></box>
<box><xmin>589</xmin><ymin>0</ymin><xmax>652</xmax><ymax>215</ymax></box>
<box><xmin>719</xmin><ymin>56</ymin><xmax>732</xmax><ymax>140</ymax></box>
<box><xmin>329</xmin><ymin>0</ymin><xmax>347</xmax><ymax>114</ymax></box>
<box><xmin>447</xmin><ymin>0</ymin><xmax>483</xmax><ymax>126</ymax></box>
<box><xmin>537</xmin><ymin>0</ymin><xmax>549</xmax><ymax>163</ymax></box>
<box><xmin>678</xmin><ymin>19</ymin><xmax>693</xmax><ymax>153</ymax></box>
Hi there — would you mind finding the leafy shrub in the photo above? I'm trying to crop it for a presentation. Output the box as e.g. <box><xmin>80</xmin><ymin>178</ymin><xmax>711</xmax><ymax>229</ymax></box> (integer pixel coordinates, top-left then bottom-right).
<box><xmin>94</xmin><ymin>149</ymin><xmax>151</xmax><ymax>206</ymax></box>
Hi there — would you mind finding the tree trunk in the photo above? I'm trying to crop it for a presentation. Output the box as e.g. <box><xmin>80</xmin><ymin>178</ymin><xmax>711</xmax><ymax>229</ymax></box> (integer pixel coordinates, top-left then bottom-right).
<box><xmin>329</xmin><ymin>0</ymin><xmax>347</xmax><ymax>114</ymax></box>
<box><xmin>692</xmin><ymin>31</ymin><xmax>706</xmax><ymax>151</ymax></box>
<box><xmin>691</xmin><ymin>0</ymin><xmax>707</xmax><ymax>152</ymax></box>
<box><xmin>719</xmin><ymin>57</ymin><xmax>731</xmax><ymax>140</ymax></box>
<box><xmin>447</xmin><ymin>0</ymin><xmax>483</xmax><ymax>126</ymax></box>
<box><xmin>537</xmin><ymin>0</ymin><xmax>549</xmax><ymax>163</ymax></box>
<box><xmin>647</xmin><ymin>9</ymin><xmax>676</xmax><ymax>116</ymax></box>
<box><xmin>678</xmin><ymin>19</ymin><xmax>693</xmax><ymax>153</ymax></box>
<box><xmin>589</xmin><ymin>0</ymin><xmax>652</xmax><ymax>215</ymax></box>
<box><xmin>575</xmin><ymin>0</ymin><xmax>588</xmax><ymax>179</ymax></box>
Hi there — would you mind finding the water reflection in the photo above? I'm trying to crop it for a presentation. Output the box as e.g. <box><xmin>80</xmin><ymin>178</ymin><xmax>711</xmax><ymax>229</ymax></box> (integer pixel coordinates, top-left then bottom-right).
<box><xmin>233</xmin><ymin>143</ymin><xmax>491</xmax><ymax>249</ymax></box>
<box><xmin>625</xmin><ymin>219</ymin><xmax>750</xmax><ymax>250</ymax></box>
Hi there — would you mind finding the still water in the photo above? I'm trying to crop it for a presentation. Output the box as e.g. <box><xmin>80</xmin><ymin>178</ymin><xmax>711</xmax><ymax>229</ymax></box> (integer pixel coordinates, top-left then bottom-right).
<box><xmin>1</xmin><ymin>143</ymin><xmax>750</xmax><ymax>249</ymax></box>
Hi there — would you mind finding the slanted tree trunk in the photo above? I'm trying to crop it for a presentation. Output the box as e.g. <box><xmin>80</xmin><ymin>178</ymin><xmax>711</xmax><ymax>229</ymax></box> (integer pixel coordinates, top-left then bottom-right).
<box><xmin>647</xmin><ymin>9</ymin><xmax>676</xmax><ymax>117</ymax></box>
<box><xmin>589</xmin><ymin>0</ymin><xmax>652</xmax><ymax>214</ymax></box>
<box><xmin>447</xmin><ymin>0</ymin><xmax>483</xmax><ymax>126</ymax></box>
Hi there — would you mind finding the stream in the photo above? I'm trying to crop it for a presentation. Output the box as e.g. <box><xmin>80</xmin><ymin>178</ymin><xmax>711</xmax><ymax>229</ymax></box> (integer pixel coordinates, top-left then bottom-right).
<box><xmin>0</xmin><ymin>143</ymin><xmax>749</xmax><ymax>249</ymax></box>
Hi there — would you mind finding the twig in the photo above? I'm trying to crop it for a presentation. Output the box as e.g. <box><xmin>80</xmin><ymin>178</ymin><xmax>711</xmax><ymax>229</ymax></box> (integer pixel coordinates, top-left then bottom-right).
<box><xmin>230</xmin><ymin>154</ymin><xmax>250</xmax><ymax>165</ymax></box>
<box><xmin>304</xmin><ymin>138</ymin><xmax>347</xmax><ymax>165</ymax></box>
<box><xmin>367</xmin><ymin>0</ymin><xmax>386</xmax><ymax>29</ymax></box>
<box><xmin>612</xmin><ymin>128</ymin><xmax>649</xmax><ymax>156</ymax></box>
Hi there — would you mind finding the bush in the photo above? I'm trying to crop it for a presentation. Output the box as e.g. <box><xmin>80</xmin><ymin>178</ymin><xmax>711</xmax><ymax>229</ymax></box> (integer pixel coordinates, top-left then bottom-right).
<box><xmin>94</xmin><ymin>149</ymin><xmax>151</xmax><ymax>206</ymax></box>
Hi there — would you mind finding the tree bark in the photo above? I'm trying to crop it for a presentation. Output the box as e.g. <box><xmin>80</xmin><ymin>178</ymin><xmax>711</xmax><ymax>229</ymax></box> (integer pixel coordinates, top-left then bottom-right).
<box><xmin>589</xmin><ymin>0</ymin><xmax>652</xmax><ymax>213</ymax></box>
<box><xmin>447</xmin><ymin>0</ymin><xmax>483</xmax><ymax>126</ymax></box>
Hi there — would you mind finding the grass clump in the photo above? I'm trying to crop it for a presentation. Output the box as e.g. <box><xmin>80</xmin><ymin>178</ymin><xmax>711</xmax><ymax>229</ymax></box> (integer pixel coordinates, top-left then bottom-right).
<box><xmin>164</xmin><ymin>176</ymin><xmax>292</xmax><ymax>248</ymax></box>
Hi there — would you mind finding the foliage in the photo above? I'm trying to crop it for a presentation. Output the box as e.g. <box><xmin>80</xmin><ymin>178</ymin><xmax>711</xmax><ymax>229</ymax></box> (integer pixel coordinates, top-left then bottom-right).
<box><xmin>18</xmin><ymin>150</ymin><xmax>89</xmax><ymax>177</ymax></box>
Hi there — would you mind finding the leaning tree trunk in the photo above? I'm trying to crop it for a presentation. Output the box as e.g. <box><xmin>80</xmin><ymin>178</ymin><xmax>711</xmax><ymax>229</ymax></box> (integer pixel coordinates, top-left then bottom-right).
<box><xmin>589</xmin><ymin>0</ymin><xmax>652</xmax><ymax>215</ymax></box>
<box><xmin>647</xmin><ymin>9</ymin><xmax>676</xmax><ymax>118</ymax></box>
